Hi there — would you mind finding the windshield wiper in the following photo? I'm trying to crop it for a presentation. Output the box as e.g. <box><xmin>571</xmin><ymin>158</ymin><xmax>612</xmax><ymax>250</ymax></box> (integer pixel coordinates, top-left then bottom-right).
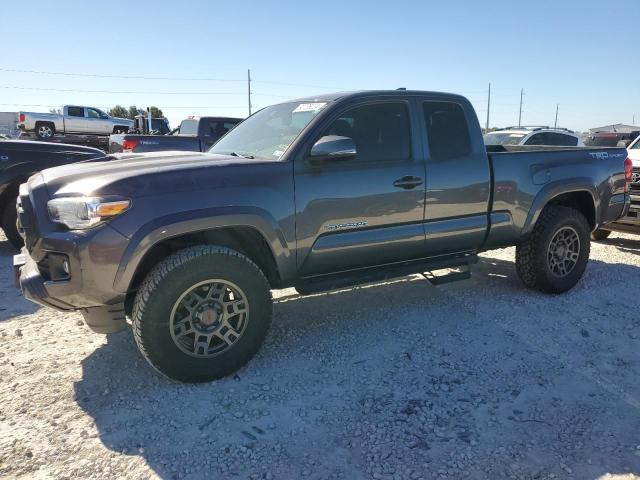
<box><xmin>223</xmin><ymin>151</ymin><xmax>255</xmax><ymax>159</ymax></box>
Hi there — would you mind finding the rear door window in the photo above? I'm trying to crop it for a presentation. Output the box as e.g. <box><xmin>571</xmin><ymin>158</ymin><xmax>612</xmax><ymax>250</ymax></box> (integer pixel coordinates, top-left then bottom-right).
<box><xmin>552</xmin><ymin>133</ymin><xmax>578</xmax><ymax>146</ymax></box>
<box><xmin>526</xmin><ymin>132</ymin><xmax>578</xmax><ymax>146</ymax></box>
<box><xmin>67</xmin><ymin>106</ymin><xmax>85</xmax><ymax>117</ymax></box>
<box><xmin>422</xmin><ymin>101</ymin><xmax>471</xmax><ymax>160</ymax></box>
<box><xmin>524</xmin><ymin>133</ymin><xmax>545</xmax><ymax>146</ymax></box>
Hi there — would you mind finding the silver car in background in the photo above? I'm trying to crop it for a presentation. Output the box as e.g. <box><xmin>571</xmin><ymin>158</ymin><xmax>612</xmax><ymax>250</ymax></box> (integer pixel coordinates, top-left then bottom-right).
<box><xmin>484</xmin><ymin>126</ymin><xmax>584</xmax><ymax>147</ymax></box>
<box><xmin>17</xmin><ymin>105</ymin><xmax>133</xmax><ymax>139</ymax></box>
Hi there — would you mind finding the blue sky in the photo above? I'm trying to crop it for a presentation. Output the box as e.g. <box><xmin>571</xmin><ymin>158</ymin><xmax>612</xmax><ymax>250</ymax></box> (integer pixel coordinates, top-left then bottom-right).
<box><xmin>1</xmin><ymin>0</ymin><xmax>638</xmax><ymax>131</ymax></box>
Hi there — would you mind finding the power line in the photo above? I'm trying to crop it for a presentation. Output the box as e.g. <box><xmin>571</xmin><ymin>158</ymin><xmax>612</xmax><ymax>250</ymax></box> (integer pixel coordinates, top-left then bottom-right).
<box><xmin>0</xmin><ymin>67</ymin><xmax>349</xmax><ymax>90</ymax></box>
<box><xmin>0</xmin><ymin>67</ymin><xmax>246</xmax><ymax>82</ymax></box>
<box><xmin>0</xmin><ymin>103</ymin><xmax>249</xmax><ymax>109</ymax></box>
<box><xmin>0</xmin><ymin>85</ymin><xmax>290</xmax><ymax>97</ymax></box>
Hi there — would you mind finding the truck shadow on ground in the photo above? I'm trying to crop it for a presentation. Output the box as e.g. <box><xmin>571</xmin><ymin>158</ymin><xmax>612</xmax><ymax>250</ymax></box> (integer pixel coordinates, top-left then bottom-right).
<box><xmin>0</xmin><ymin>239</ymin><xmax>40</xmax><ymax>320</ymax></box>
<box><xmin>72</xmin><ymin>255</ymin><xmax>640</xmax><ymax>478</ymax></box>
<box><xmin>594</xmin><ymin>233</ymin><xmax>640</xmax><ymax>257</ymax></box>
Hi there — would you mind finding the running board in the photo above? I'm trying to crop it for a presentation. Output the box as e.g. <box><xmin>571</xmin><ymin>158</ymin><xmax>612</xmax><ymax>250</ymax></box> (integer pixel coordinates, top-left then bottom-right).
<box><xmin>423</xmin><ymin>265</ymin><xmax>471</xmax><ymax>285</ymax></box>
<box><xmin>295</xmin><ymin>254</ymin><xmax>477</xmax><ymax>295</ymax></box>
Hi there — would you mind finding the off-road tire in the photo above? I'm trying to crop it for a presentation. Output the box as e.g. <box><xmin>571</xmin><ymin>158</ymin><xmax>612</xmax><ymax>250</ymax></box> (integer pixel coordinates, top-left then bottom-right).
<box><xmin>515</xmin><ymin>205</ymin><xmax>590</xmax><ymax>294</ymax></box>
<box><xmin>590</xmin><ymin>229</ymin><xmax>611</xmax><ymax>241</ymax></box>
<box><xmin>1</xmin><ymin>201</ymin><xmax>23</xmax><ymax>249</ymax></box>
<box><xmin>132</xmin><ymin>245</ymin><xmax>272</xmax><ymax>383</ymax></box>
<box><xmin>35</xmin><ymin>122</ymin><xmax>55</xmax><ymax>139</ymax></box>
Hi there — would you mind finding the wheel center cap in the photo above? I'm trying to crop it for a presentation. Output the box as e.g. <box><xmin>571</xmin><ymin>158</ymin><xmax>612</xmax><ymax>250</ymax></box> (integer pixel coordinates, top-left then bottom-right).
<box><xmin>555</xmin><ymin>245</ymin><xmax>566</xmax><ymax>257</ymax></box>
<box><xmin>196</xmin><ymin>303</ymin><xmax>223</xmax><ymax>328</ymax></box>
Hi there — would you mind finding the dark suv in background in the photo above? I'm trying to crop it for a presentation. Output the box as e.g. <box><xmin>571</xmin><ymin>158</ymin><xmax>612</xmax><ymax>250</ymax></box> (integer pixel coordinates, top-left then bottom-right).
<box><xmin>584</xmin><ymin>131</ymin><xmax>640</xmax><ymax>148</ymax></box>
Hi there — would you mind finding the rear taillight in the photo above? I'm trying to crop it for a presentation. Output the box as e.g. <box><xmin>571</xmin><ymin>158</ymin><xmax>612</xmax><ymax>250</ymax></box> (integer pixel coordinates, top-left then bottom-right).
<box><xmin>121</xmin><ymin>139</ymin><xmax>138</xmax><ymax>152</ymax></box>
<box><xmin>18</xmin><ymin>113</ymin><xmax>25</xmax><ymax>122</ymax></box>
<box><xmin>624</xmin><ymin>157</ymin><xmax>632</xmax><ymax>193</ymax></box>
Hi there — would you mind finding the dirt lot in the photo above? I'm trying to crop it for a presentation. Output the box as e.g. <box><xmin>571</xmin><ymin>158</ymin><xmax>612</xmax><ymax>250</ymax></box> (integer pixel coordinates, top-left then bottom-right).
<box><xmin>0</xmin><ymin>231</ymin><xmax>639</xmax><ymax>480</ymax></box>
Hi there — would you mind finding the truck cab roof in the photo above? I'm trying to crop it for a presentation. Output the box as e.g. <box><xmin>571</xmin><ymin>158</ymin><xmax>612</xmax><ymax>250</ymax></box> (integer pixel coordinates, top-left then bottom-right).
<box><xmin>289</xmin><ymin>90</ymin><xmax>470</xmax><ymax>104</ymax></box>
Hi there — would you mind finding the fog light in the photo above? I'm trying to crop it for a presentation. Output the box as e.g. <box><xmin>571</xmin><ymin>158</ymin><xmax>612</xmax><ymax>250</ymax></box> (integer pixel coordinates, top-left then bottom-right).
<box><xmin>46</xmin><ymin>253</ymin><xmax>71</xmax><ymax>281</ymax></box>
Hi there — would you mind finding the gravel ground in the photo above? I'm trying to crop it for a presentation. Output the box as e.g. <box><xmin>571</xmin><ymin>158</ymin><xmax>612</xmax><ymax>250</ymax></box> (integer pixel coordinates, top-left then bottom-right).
<box><xmin>0</xmin><ymin>230</ymin><xmax>639</xmax><ymax>480</ymax></box>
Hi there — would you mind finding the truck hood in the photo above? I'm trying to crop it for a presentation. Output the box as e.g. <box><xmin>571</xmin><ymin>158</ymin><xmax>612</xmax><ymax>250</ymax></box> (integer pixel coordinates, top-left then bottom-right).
<box><xmin>41</xmin><ymin>151</ymin><xmax>270</xmax><ymax>198</ymax></box>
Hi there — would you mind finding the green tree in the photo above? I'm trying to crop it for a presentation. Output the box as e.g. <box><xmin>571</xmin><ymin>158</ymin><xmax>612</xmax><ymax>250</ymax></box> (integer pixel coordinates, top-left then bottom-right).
<box><xmin>128</xmin><ymin>105</ymin><xmax>144</xmax><ymax>119</ymax></box>
<box><xmin>106</xmin><ymin>105</ymin><xmax>164</xmax><ymax>119</ymax></box>
<box><xmin>108</xmin><ymin>105</ymin><xmax>129</xmax><ymax>118</ymax></box>
<box><xmin>49</xmin><ymin>108</ymin><xmax>61</xmax><ymax>114</ymax></box>
<box><xmin>148</xmin><ymin>106</ymin><xmax>164</xmax><ymax>118</ymax></box>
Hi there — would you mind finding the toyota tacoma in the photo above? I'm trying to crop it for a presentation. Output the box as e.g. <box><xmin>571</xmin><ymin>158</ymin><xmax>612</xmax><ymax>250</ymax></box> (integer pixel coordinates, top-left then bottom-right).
<box><xmin>13</xmin><ymin>90</ymin><xmax>632</xmax><ymax>382</ymax></box>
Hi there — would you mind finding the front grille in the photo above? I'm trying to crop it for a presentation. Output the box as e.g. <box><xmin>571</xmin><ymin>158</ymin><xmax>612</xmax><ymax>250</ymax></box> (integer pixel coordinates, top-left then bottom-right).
<box><xmin>631</xmin><ymin>167</ymin><xmax>640</xmax><ymax>193</ymax></box>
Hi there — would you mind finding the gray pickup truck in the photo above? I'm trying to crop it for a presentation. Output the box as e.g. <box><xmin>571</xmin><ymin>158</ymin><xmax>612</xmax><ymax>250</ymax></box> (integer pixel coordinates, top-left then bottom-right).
<box><xmin>18</xmin><ymin>106</ymin><xmax>133</xmax><ymax>139</ymax></box>
<box><xmin>109</xmin><ymin>116</ymin><xmax>242</xmax><ymax>154</ymax></box>
<box><xmin>14</xmin><ymin>90</ymin><xmax>631</xmax><ymax>383</ymax></box>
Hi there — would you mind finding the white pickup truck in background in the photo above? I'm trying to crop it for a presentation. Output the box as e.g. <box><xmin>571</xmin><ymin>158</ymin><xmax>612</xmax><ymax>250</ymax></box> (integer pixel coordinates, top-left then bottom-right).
<box><xmin>17</xmin><ymin>105</ymin><xmax>133</xmax><ymax>139</ymax></box>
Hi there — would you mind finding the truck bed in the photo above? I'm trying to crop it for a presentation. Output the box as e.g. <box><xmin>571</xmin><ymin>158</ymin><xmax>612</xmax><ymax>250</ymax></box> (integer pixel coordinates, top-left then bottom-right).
<box><xmin>484</xmin><ymin>145</ymin><xmax>628</xmax><ymax>248</ymax></box>
<box><xmin>109</xmin><ymin>134</ymin><xmax>202</xmax><ymax>153</ymax></box>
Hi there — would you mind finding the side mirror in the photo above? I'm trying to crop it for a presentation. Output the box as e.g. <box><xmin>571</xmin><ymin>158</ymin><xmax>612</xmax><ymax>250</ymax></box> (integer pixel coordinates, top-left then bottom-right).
<box><xmin>309</xmin><ymin>135</ymin><xmax>356</xmax><ymax>161</ymax></box>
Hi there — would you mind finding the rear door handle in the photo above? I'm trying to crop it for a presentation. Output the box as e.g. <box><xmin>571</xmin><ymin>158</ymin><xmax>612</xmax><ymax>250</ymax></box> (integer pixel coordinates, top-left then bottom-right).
<box><xmin>393</xmin><ymin>176</ymin><xmax>423</xmax><ymax>189</ymax></box>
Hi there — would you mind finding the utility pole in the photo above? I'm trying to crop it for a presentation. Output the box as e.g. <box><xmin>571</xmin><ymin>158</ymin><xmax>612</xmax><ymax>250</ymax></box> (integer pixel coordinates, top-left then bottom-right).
<box><xmin>518</xmin><ymin>88</ymin><xmax>524</xmax><ymax>127</ymax></box>
<box><xmin>485</xmin><ymin>82</ymin><xmax>491</xmax><ymax>132</ymax></box>
<box><xmin>634</xmin><ymin>114</ymin><xmax>636</xmax><ymax>125</ymax></box>
<box><xmin>247</xmin><ymin>69</ymin><xmax>252</xmax><ymax>116</ymax></box>
<box><xmin>554</xmin><ymin>104</ymin><xmax>559</xmax><ymax>129</ymax></box>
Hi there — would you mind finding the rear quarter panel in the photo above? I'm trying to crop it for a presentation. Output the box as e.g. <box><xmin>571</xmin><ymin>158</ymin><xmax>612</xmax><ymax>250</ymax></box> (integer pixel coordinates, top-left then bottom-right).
<box><xmin>485</xmin><ymin>147</ymin><xmax>627</xmax><ymax>247</ymax></box>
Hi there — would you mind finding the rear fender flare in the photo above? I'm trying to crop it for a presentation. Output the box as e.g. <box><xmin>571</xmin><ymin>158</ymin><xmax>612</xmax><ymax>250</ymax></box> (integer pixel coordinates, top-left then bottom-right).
<box><xmin>522</xmin><ymin>180</ymin><xmax>598</xmax><ymax>236</ymax></box>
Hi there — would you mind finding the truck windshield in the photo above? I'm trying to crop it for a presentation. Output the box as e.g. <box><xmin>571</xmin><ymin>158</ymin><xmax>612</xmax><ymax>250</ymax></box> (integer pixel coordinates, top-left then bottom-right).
<box><xmin>627</xmin><ymin>136</ymin><xmax>640</xmax><ymax>149</ymax></box>
<box><xmin>483</xmin><ymin>132</ymin><xmax>526</xmax><ymax>145</ymax></box>
<box><xmin>209</xmin><ymin>101</ymin><xmax>327</xmax><ymax>160</ymax></box>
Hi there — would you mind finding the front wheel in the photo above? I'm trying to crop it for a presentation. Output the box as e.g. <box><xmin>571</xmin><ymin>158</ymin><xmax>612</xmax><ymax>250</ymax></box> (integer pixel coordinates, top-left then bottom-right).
<box><xmin>515</xmin><ymin>205</ymin><xmax>590</xmax><ymax>294</ymax></box>
<box><xmin>132</xmin><ymin>246</ymin><xmax>272</xmax><ymax>383</ymax></box>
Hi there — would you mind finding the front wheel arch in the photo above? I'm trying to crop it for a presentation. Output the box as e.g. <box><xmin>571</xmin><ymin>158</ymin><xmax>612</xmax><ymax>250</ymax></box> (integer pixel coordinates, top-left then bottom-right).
<box><xmin>122</xmin><ymin>225</ymin><xmax>282</xmax><ymax>312</ymax></box>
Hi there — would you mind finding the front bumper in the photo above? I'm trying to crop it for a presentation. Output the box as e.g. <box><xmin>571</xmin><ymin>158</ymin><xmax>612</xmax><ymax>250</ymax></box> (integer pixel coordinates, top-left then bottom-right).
<box><xmin>14</xmin><ymin>233</ymin><xmax>129</xmax><ymax>334</ymax></box>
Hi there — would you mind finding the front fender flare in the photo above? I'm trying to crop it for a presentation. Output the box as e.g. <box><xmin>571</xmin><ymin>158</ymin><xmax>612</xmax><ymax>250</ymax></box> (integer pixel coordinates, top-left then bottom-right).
<box><xmin>112</xmin><ymin>206</ymin><xmax>294</xmax><ymax>293</ymax></box>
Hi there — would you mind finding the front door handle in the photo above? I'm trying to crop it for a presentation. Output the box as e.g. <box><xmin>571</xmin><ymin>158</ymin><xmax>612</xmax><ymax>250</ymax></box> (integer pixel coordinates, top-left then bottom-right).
<box><xmin>393</xmin><ymin>176</ymin><xmax>423</xmax><ymax>190</ymax></box>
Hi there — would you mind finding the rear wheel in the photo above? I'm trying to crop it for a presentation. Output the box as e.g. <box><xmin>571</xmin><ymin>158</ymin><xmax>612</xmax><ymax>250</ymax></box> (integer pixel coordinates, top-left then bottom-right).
<box><xmin>590</xmin><ymin>229</ymin><xmax>611</xmax><ymax>241</ymax></box>
<box><xmin>1</xmin><ymin>200</ymin><xmax>23</xmax><ymax>249</ymax></box>
<box><xmin>132</xmin><ymin>245</ymin><xmax>272</xmax><ymax>383</ymax></box>
<box><xmin>35</xmin><ymin>122</ymin><xmax>55</xmax><ymax>139</ymax></box>
<box><xmin>516</xmin><ymin>205</ymin><xmax>590</xmax><ymax>293</ymax></box>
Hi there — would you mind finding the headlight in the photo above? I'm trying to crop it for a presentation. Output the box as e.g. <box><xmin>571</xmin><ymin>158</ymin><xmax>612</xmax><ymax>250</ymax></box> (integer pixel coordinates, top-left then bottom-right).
<box><xmin>47</xmin><ymin>196</ymin><xmax>131</xmax><ymax>230</ymax></box>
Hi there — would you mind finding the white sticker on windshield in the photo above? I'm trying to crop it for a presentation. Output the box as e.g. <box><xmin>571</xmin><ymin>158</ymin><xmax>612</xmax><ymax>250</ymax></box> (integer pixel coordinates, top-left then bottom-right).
<box><xmin>293</xmin><ymin>102</ymin><xmax>327</xmax><ymax>113</ymax></box>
